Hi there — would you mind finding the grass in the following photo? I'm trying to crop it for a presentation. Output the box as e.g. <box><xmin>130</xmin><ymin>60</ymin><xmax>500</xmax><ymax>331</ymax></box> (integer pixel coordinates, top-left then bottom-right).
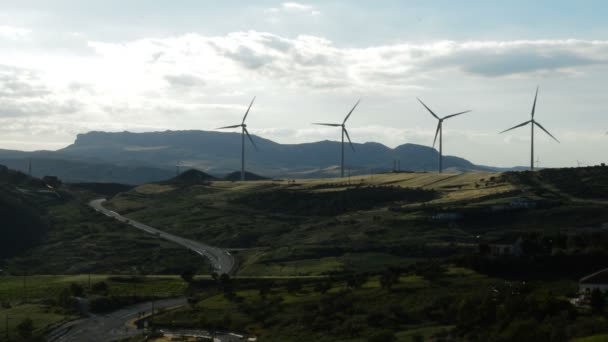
<box><xmin>0</xmin><ymin>303</ymin><xmax>73</xmax><ymax>342</ymax></box>
<box><xmin>147</xmin><ymin>266</ymin><xmax>522</xmax><ymax>341</ymax></box>
<box><xmin>395</xmin><ymin>324</ymin><xmax>454</xmax><ymax>341</ymax></box>
<box><xmin>0</xmin><ymin>275</ymin><xmax>187</xmax><ymax>305</ymax></box>
<box><xmin>3</xmin><ymin>199</ymin><xmax>211</xmax><ymax>275</ymax></box>
<box><xmin>101</xmin><ymin>169</ymin><xmax>608</xmax><ymax>279</ymax></box>
<box><xmin>573</xmin><ymin>335</ymin><xmax>608</xmax><ymax>342</ymax></box>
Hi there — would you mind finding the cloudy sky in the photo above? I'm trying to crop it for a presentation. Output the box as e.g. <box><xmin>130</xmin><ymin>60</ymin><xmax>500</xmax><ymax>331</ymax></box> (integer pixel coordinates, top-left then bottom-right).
<box><xmin>1</xmin><ymin>0</ymin><xmax>607</xmax><ymax>167</ymax></box>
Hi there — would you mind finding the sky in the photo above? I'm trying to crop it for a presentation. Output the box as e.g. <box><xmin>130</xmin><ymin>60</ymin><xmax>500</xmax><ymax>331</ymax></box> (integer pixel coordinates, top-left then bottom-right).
<box><xmin>0</xmin><ymin>0</ymin><xmax>607</xmax><ymax>167</ymax></box>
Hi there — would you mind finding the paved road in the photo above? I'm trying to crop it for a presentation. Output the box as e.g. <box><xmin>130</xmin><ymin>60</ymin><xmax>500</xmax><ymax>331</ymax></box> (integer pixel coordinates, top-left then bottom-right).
<box><xmin>47</xmin><ymin>297</ymin><xmax>186</xmax><ymax>342</ymax></box>
<box><xmin>89</xmin><ymin>199</ymin><xmax>235</xmax><ymax>274</ymax></box>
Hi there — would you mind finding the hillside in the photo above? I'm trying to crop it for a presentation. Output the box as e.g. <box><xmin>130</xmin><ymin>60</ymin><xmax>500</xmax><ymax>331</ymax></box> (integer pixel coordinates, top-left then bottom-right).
<box><xmin>0</xmin><ymin>165</ymin><xmax>210</xmax><ymax>275</ymax></box>
<box><xmin>104</xmin><ymin>166</ymin><xmax>608</xmax><ymax>277</ymax></box>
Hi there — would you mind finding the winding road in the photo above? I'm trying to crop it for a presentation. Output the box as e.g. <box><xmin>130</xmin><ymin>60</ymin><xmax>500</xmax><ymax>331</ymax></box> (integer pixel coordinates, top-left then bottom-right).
<box><xmin>47</xmin><ymin>297</ymin><xmax>186</xmax><ymax>342</ymax></box>
<box><xmin>89</xmin><ymin>199</ymin><xmax>235</xmax><ymax>274</ymax></box>
<box><xmin>45</xmin><ymin>200</ymin><xmax>238</xmax><ymax>341</ymax></box>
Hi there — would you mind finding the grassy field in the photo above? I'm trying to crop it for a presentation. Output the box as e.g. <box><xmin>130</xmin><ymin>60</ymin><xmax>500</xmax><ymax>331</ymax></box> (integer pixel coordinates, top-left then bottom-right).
<box><xmin>2</xmin><ymin>198</ymin><xmax>211</xmax><ymax>275</ymax></box>
<box><xmin>573</xmin><ymin>335</ymin><xmax>608</xmax><ymax>342</ymax></box>
<box><xmin>149</xmin><ymin>265</ymin><xmax>583</xmax><ymax>341</ymax></box>
<box><xmin>0</xmin><ymin>275</ymin><xmax>187</xmax><ymax>305</ymax></box>
<box><xmin>0</xmin><ymin>274</ymin><xmax>187</xmax><ymax>341</ymax></box>
<box><xmin>104</xmin><ymin>170</ymin><xmax>587</xmax><ymax>277</ymax></box>
<box><xmin>0</xmin><ymin>303</ymin><xmax>72</xmax><ymax>342</ymax></box>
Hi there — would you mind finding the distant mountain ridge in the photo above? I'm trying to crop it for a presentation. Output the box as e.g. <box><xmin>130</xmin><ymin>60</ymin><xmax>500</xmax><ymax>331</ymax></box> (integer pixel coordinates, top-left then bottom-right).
<box><xmin>0</xmin><ymin>130</ymin><xmax>491</xmax><ymax>184</ymax></box>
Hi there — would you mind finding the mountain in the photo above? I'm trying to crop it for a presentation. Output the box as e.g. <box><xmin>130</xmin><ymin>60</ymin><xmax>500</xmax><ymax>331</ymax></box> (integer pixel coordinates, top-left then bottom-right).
<box><xmin>0</xmin><ymin>156</ymin><xmax>175</xmax><ymax>185</ymax></box>
<box><xmin>0</xmin><ymin>130</ymin><xmax>488</xmax><ymax>183</ymax></box>
<box><xmin>59</xmin><ymin>130</ymin><xmax>483</xmax><ymax>174</ymax></box>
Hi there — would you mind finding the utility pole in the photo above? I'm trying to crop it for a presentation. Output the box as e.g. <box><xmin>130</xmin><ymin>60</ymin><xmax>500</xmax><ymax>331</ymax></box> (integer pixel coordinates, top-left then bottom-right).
<box><xmin>22</xmin><ymin>271</ymin><xmax>27</xmax><ymax>303</ymax></box>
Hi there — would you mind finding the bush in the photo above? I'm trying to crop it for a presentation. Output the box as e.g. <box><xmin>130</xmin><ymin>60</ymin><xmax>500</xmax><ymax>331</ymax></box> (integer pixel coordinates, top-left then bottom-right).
<box><xmin>367</xmin><ymin>330</ymin><xmax>396</xmax><ymax>342</ymax></box>
<box><xmin>16</xmin><ymin>318</ymin><xmax>34</xmax><ymax>340</ymax></box>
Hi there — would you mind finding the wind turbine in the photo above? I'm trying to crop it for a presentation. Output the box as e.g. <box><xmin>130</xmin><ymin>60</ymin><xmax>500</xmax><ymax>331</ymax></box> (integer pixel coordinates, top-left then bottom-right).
<box><xmin>417</xmin><ymin>98</ymin><xmax>471</xmax><ymax>173</ymax></box>
<box><xmin>500</xmin><ymin>87</ymin><xmax>559</xmax><ymax>171</ymax></box>
<box><xmin>216</xmin><ymin>97</ymin><xmax>258</xmax><ymax>181</ymax></box>
<box><xmin>313</xmin><ymin>100</ymin><xmax>360</xmax><ymax>178</ymax></box>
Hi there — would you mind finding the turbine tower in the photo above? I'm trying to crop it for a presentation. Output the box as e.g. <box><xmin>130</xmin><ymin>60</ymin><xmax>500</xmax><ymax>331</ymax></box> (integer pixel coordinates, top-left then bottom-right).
<box><xmin>417</xmin><ymin>98</ymin><xmax>471</xmax><ymax>173</ymax></box>
<box><xmin>217</xmin><ymin>97</ymin><xmax>258</xmax><ymax>181</ymax></box>
<box><xmin>313</xmin><ymin>100</ymin><xmax>360</xmax><ymax>178</ymax></box>
<box><xmin>500</xmin><ymin>87</ymin><xmax>559</xmax><ymax>171</ymax></box>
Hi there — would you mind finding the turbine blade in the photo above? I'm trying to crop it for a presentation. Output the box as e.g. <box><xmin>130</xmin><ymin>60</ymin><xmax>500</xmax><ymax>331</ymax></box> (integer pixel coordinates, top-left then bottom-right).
<box><xmin>443</xmin><ymin>110</ymin><xmax>472</xmax><ymax>120</ymax></box>
<box><xmin>242</xmin><ymin>96</ymin><xmax>256</xmax><ymax>124</ymax></box>
<box><xmin>343</xmin><ymin>127</ymin><xmax>355</xmax><ymax>152</ymax></box>
<box><xmin>531</xmin><ymin>86</ymin><xmax>539</xmax><ymax>119</ymax></box>
<box><xmin>217</xmin><ymin>124</ymin><xmax>242</xmax><ymax>129</ymax></box>
<box><xmin>343</xmin><ymin>99</ymin><xmax>361</xmax><ymax>124</ymax></box>
<box><xmin>534</xmin><ymin>121</ymin><xmax>560</xmax><ymax>143</ymax></box>
<box><xmin>432</xmin><ymin>122</ymin><xmax>441</xmax><ymax>148</ymax></box>
<box><xmin>499</xmin><ymin>120</ymin><xmax>531</xmax><ymax>134</ymax></box>
<box><xmin>313</xmin><ymin>123</ymin><xmax>342</xmax><ymax>127</ymax></box>
<box><xmin>417</xmin><ymin>98</ymin><xmax>439</xmax><ymax>120</ymax></box>
<box><xmin>244</xmin><ymin>127</ymin><xmax>258</xmax><ymax>150</ymax></box>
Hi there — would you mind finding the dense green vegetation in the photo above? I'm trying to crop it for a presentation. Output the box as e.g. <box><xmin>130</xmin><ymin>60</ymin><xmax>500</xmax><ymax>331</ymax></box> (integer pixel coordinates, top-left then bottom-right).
<box><xmin>2</xmin><ymin>166</ymin><xmax>608</xmax><ymax>341</ymax></box>
<box><xmin>0</xmin><ymin>166</ymin><xmax>210</xmax><ymax>275</ymax></box>
<box><xmin>0</xmin><ymin>167</ymin><xmax>50</xmax><ymax>260</ymax></box>
<box><xmin>235</xmin><ymin>186</ymin><xmax>438</xmax><ymax>216</ymax></box>
<box><xmin>0</xmin><ymin>274</ymin><xmax>186</xmax><ymax>341</ymax></box>
<box><xmin>147</xmin><ymin>266</ymin><xmax>608</xmax><ymax>342</ymax></box>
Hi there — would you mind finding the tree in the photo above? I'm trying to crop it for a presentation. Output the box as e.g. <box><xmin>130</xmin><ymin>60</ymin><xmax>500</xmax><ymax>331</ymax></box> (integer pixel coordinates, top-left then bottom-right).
<box><xmin>590</xmin><ymin>288</ymin><xmax>605</xmax><ymax>314</ymax></box>
<box><xmin>367</xmin><ymin>330</ymin><xmax>396</xmax><ymax>342</ymax></box>
<box><xmin>258</xmin><ymin>281</ymin><xmax>272</xmax><ymax>298</ymax></box>
<box><xmin>91</xmin><ymin>281</ymin><xmax>109</xmax><ymax>295</ymax></box>
<box><xmin>16</xmin><ymin>318</ymin><xmax>34</xmax><ymax>340</ymax></box>
<box><xmin>380</xmin><ymin>270</ymin><xmax>399</xmax><ymax>292</ymax></box>
<box><xmin>286</xmin><ymin>279</ymin><xmax>302</xmax><ymax>294</ymax></box>
<box><xmin>180</xmin><ymin>269</ymin><xmax>196</xmax><ymax>283</ymax></box>
<box><xmin>69</xmin><ymin>283</ymin><xmax>84</xmax><ymax>297</ymax></box>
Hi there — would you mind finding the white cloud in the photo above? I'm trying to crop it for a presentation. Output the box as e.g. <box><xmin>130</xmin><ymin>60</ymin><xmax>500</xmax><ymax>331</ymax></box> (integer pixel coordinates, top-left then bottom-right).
<box><xmin>1</xmin><ymin>31</ymin><xmax>608</xmax><ymax>167</ymax></box>
<box><xmin>265</xmin><ymin>2</ymin><xmax>320</xmax><ymax>17</ymax></box>
<box><xmin>0</xmin><ymin>26</ymin><xmax>31</xmax><ymax>40</ymax></box>
<box><xmin>282</xmin><ymin>2</ymin><xmax>313</xmax><ymax>11</ymax></box>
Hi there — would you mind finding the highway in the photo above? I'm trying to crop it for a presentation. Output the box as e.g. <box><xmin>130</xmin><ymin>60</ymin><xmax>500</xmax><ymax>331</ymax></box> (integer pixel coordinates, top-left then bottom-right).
<box><xmin>47</xmin><ymin>297</ymin><xmax>186</xmax><ymax>342</ymax></box>
<box><xmin>89</xmin><ymin>199</ymin><xmax>235</xmax><ymax>274</ymax></box>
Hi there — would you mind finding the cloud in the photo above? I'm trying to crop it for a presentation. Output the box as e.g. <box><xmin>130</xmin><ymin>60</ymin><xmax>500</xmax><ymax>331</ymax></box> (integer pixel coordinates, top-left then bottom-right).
<box><xmin>265</xmin><ymin>2</ymin><xmax>320</xmax><ymax>16</ymax></box>
<box><xmin>164</xmin><ymin>74</ymin><xmax>206</xmax><ymax>88</ymax></box>
<box><xmin>2</xmin><ymin>31</ymin><xmax>608</xmax><ymax>162</ymax></box>
<box><xmin>0</xmin><ymin>26</ymin><xmax>31</xmax><ymax>40</ymax></box>
<box><xmin>282</xmin><ymin>2</ymin><xmax>313</xmax><ymax>11</ymax></box>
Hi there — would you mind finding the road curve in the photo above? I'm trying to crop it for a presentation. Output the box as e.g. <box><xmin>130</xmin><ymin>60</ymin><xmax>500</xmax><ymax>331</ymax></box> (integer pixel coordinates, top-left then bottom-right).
<box><xmin>89</xmin><ymin>199</ymin><xmax>235</xmax><ymax>274</ymax></box>
<box><xmin>47</xmin><ymin>297</ymin><xmax>186</xmax><ymax>342</ymax></box>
